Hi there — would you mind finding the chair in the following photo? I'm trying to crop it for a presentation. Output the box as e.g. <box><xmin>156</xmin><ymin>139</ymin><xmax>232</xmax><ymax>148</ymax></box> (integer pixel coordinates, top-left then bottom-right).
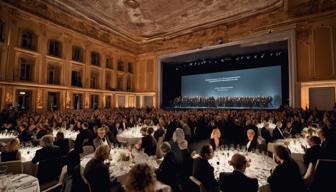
<box><xmin>0</xmin><ymin>160</ymin><xmax>23</xmax><ymax>174</ymax></box>
<box><xmin>310</xmin><ymin>159</ymin><xmax>336</xmax><ymax>192</ymax></box>
<box><xmin>189</xmin><ymin>176</ymin><xmax>207</xmax><ymax>192</ymax></box>
<box><xmin>80</xmin><ymin>145</ymin><xmax>94</xmax><ymax>158</ymax></box>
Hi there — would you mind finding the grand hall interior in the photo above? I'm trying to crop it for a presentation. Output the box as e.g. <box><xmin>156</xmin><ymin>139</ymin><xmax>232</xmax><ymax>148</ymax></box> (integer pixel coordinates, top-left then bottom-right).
<box><xmin>0</xmin><ymin>0</ymin><xmax>336</xmax><ymax>192</ymax></box>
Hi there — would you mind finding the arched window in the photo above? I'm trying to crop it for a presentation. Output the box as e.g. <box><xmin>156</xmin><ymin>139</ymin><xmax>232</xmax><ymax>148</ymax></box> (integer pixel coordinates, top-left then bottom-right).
<box><xmin>72</xmin><ymin>46</ymin><xmax>84</xmax><ymax>62</ymax></box>
<box><xmin>127</xmin><ymin>77</ymin><xmax>132</xmax><ymax>92</ymax></box>
<box><xmin>106</xmin><ymin>56</ymin><xmax>113</xmax><ymax>69</ymax></box>
<box><xmin>128</xmin><ymin>62</ymin><xmax>133</xmax><ymax>73</ymax></box>
<box><xmin>91</xmin><ymin>51</ymin><xmax>100</xmax><ymax>66</ymax></box>
<box><xmin>19</xmin><ymin>57</ymin><xmax>34</xmax><ymax>81</ymax></box>
<box><xmin>117</xmin><ymin>76</ymin><xmax>123</xmax><ymax>91</ymax></box>
<box><xmin>21</xmin><ymin>30</ymin><xmax>37</xmax><ymax>50</ymax></box>
<box><xmin>117</xmin><ymin>60</ymin><xmax>124</xmax><ymax>71</ymax></box>
<box><xmin>48</xmin><ymin>40</ymin><xmax>62</xmax><ymax>58</ymax></box>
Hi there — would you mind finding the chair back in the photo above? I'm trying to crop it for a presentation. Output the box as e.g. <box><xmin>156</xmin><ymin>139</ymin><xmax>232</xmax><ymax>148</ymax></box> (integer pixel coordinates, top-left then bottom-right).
<box><xmin>310</xmin><ymin>159</ymin><xmax>336</xmax><ymax>192</ymax></box>
<box><xmin>36</xmin><ymin>157</ymin><xmax>65</xmax><ymax>184</ymax></box>
<box><xmin>0</xmin><ymin>160</ymin><xmax>23</xmax><ymax>174</ymax></box>
<box><xmin>80</xmin><ymin>146</ymin><xmax>94</xmax><ymax>158</ymax></box>
<box><xmin>189</xmin><ymin>176</ymin><xmax>207</xmax><ymax>192</ymax></box>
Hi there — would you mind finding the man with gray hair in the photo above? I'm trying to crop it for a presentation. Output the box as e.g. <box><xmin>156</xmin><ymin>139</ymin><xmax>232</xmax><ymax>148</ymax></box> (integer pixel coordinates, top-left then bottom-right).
<box><xmin>32</xmin><ymin>135</ymin><xmax>61</xmax><ymax>164</ymax></box>
<box><xmin>246</xmin><ymin>129</ymin><xmax>258</xmax><ymax>152</ymax></box>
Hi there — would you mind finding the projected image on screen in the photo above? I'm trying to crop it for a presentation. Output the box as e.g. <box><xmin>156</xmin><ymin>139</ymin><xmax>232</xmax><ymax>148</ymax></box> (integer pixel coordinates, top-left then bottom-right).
<box><xmin>181</xmin><ymin>66</ymin><xmax>282</xmax><ymax>108</ymax></box>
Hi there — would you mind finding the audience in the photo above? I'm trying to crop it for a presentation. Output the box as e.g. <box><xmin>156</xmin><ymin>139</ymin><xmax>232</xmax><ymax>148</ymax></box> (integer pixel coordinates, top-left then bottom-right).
<box><xmin>84</xmin><ymin>145</ymin><xmax>111</xmax><ymax>192</ymax></box>
<box><xmin>267</xmin><ymin>145</ymin><xmax>306</xmax><ymax>192</ymax></box>
<box><xmin>219</xmin><ymin>153</ymin><xmax>258</xmax><ymax>192</ymax></box>
<box><xmin>140</xmin><ymin>127</ymin><xmax>157</xmax><ymax>156</ymax></box>
<box><xmin>272</xmin><ymin>121</ymin><xmax>285</xmax><ymax>140</ymax></box>
<box><xmin>178</xmin><ymin>140</ymin><xmax>193</xmax><ymax>191</ymax></box>
<box><xmin>246</xmin><ymin>129</ymin><xmax>258</xmax><ymax>152</ymax></box>
<box><xmin>74</xmin><ymin>122</ymin><xmax>94</xmax><ymax>153</ymax></box>
<box><xmin>1</xmin><ymin>138</ymin><xmax>21</xmax><ymax>162</ymax></box>
<box><xmin>54</xmin><ymin>131</ymin><xmax>70</xmax><ymax>155</ymax></box>
<box><xmin>125</xmin><ymin>163</ymin><xmax>156</xmax><ymax>192</ymax></box>
<box><xmin>192</xmin><ymin>144</ymin><xmax>218</xmax><ymax>192</ymax></box>
<box><xmin>303</xmin><ymin>136</ymin><xmax>321</xmax><ymax>166</ymax></box>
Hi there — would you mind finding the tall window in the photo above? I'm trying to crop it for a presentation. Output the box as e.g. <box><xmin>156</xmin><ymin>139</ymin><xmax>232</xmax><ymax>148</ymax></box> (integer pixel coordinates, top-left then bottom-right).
<box><xmin>117</xmin><ymin>76</ymin><xmax>123</xmax><ymax>91</ymax></box>
<box><xmin>105</xmin><ymin>72</ymin><xmax>112</xmax><ymax>90</ymax></box>
<box><xmin>0</xmin><ymin>20</ymin><xmax>4</xmax><ymax>42</ymax></box>
<box><xmin>90</xmin><ymin>95</ymin><xmax>99</xmax><ymax>109</ymax></box>
<box><xmin>106</xmin><ymin>57</ymin><xmax>113</xmax><ymax>69</ymax></box>
<box><xmin>127</xmin><ymin>77</ymin><xmax>132</xmax><ymax>92</ymax></box>
<box><xmin>91</xmin><ymin>52</ymin><xmax>100</xmax><ymax>66</ymax></box>
<box><xmin>72</xmin><ymin>46</ymin><xmax>83</xmax><ymax>62</ymax></box>
<box><xmin>117</xmin><ymin>60</ymin><xmax>124</xmax><ymax>71</ymax></box>
<box><xmin>128</xmin><ymin>62</ymin><xmax>133</xmax><ymax>73</ymax></box>
<box><xmin>48</xmin><ymin>40</ymin><xmax>62</xmax><ymax>57</ymax></box>
<box><xmin>71</xmin><ymin>71</ymin><xmax>82</xmax><ymax>87</ymax></box>
<box><xmin>21</xmin><ymin>31</ymin><xmax>36</xmax><ymax>50</ymax></box>
<box><xmin>47</xmin><ymin>65</ymin><xmax>60</xmax><ymax>85</ymax></box>
<box><xmin>90</xmin><ymin>72</ymin><xmax>99</xmax><ymax>89</ymax></box>
<box><xmin>20</xmin><ymin>58</ymin><xmax>33</xmax><ymax>81</ymax></box>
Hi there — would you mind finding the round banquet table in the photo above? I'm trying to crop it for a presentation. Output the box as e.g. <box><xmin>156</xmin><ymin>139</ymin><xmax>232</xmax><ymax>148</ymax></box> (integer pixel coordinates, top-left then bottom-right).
<box><xmin>20</xmin><ymin>146</ymin><xmax>41</xmax><ymax>175</ymax></box>
<box><xmin>1</xmin><ymin>174</ymin><xmax>40</xmax><ymax>192</ymax></box>
<box><xmin>117</xmin><ymin>126</ymin><xmax>155</xmax><ymax>145</ymax></box>
<box><xmin>52</xmin><ymin>129</ymin><xmax>79</xmax><ymax>141</ymax></box>
<box><xmin>209</xmin><ymin>149</ymin><xmax>277</xmax><ymax>192</ymax></box>
<box><xmin>80</xmin><ymin>147</ymin><xmax>171</xmax><ymax>192</ymax></box>
<box><xmin>0</xmin><ymin>132</ymin><xmax>16</xmax><ymax>143</ymax></box>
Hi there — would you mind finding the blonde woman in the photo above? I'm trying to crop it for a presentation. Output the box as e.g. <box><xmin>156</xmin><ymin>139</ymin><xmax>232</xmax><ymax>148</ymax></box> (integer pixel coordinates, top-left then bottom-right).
<box><xmin>125</xmin><ymin>163</ymin><xmax>156</xmax><ymax>192</ymax></box>
<box><xmin>1</xmin><ymin>138</ymin><xmax>21</xmax><ymax>162</ymax></box>
<box><xmin>210</xmin><ymin>128</ymin><xmax>223</xmax><ymax>151</ymax></box>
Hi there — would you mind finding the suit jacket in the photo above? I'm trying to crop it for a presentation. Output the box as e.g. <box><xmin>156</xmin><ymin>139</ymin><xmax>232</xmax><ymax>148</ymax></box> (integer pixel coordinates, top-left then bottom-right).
<box><xmin>267</xmin><ymin>158</ymin><xmax>306</xmax><ymax>192</ymax></box>
<box><xmin>246</xmin><ymin>138</ymin><xmax>258</xmax><ymax>152</ymax></box>
<box><xmin>192</xmin><ymin>157</ymin><xmax>218</xmax><ymax>192</ymax></box>
<box><xmin>141</xmin><ymin>135</ymin><xmax>157</xmax><ymax>156</ymax></box>
<box><xmin>54</xmin><ymin>138</ymin><xmax>70</xmax><ymax>155</ymax></box>
<box><xmin>261</xmin><ymin>127</ymin><xmax>273</xmax><ymax>143</ymax></box>
<box><xmin>156</xmin><ymin>152</ymin><xmax>179</xmax><ymax>191</ymax></box>
<box><xmin>32</xmin><ymin>145</ymin><xmax>61</xmax><ymax>164</ymax></box>
<box><xmin>320</xmin><ymin>138</ymin><xmax>336</xmax><ymax>160</ymax></box>
<box><xmin>93</xmin><ymin>137</ymin><xmax>111</xmax><ymax>149</ymax></box>
<box><xmin>303</xmin><ymin>145</ymin><xmax>321</xmax><ymax>166</ymax></box>
<box><xmin>154</xmin><ymin>127</ymin><xmax>165</xmax><ymax>141</ymax></box>
<box><xmin>219</xmin><ymin>170</ymin><xmax>258</xmax><ymax>192</ymax></box>
<box><xmin>74</xmin><ymin>129</ymin><xmax>94</xmax><ymax>153</ymax></box>
<box><xmin>84</xmin><ymin>158</ymin><xmax>110</xmax><ymax>192</ymax></box>
<box><xmin>272</xmin><ymin>127</ymin><xmax>285</xmax><ymax>140</ymax></box>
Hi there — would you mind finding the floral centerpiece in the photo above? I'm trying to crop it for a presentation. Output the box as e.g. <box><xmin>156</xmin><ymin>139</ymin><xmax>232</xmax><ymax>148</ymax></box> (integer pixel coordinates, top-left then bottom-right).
<box><xmin>118</xmin><ymin>152</ymin><xmax>130</xmax><ymax>162</ymax></box>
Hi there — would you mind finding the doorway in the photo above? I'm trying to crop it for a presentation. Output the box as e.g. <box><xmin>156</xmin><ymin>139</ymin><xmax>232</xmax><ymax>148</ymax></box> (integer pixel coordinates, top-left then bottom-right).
<box><xmin>16</xmin><ymin>90</ymin><xmax>32</xmax><ymax>111</ymax></box>
<box><xmin>73</xmin><ymin>93</ymin><xmax>83</xmax><ymax>110</ymax></box>
<box><xmin>47</xmin><ymin>92</ymin><xmax>60</xmax><ymax>111</ymax></box>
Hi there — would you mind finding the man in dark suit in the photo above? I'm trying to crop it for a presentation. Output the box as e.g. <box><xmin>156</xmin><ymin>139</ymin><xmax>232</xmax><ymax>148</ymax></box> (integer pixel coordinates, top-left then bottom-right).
<box><xmin>246</xmin><ymin>129</ymin><xmax>258</xmax><ymax>152</ymax></box>
<box><xmin>272</xmin><ymin>121</ymin><xmax>285</xmax><ymax>140</ymax></box>
<box><xmin>156</xmin><ymin>142</ymin><xmax>179</xmax><ymax>191</ymax></box>
<box><xmin>261</xmin><ymin>123</ymin><xmax>273</xmax><ymax>144</ymax></box>
<box><xmin>140</xmin><ymin>127</ymin><xmax>157</xmax><ymax>156</ymax></box>
<box><xmin>154</xmin><ymin>123</ymin><xmax>165</xmax><ymax>141</ymax></box>
<box><xmin>192</xmin><ymin>145</ymin><xmax>218</xmax><ymax>192</ymax></box>
<box><xmin>318</xmin><ymin>127</ymin><xmax>336</xmax><ymax>160</ymax></box>
<box><xmin>219</xmin><ymin>153</ymin><xmax>258</xmax><ymax>192</ymax></box>
<box><xmin>32</xmin><ymin>135</ymin><xmax>61</xmax><ymax>164</ymax></box>
<box><xmin>93</xmin><ymin>127</ymin><xmax>111</xmax><ymax>149</ymax></box>
<box><xmin>267</xmin><ymin>145</ymin><xmax>306</xmax><ymax>192</ymax></box>
<box><xmin>303</xmin><ymin>136</ymin><xmax>321</xmax><ymax>166</ymax></box>
<box><xmin>74</xmin><ymin>122</ymin><xmax>94</xmax><ymax>153</ymax></box>
<box><xmin>84</xmin><ymin>145</ymin><xmax>111</xmax><ymax>192</ymax></box>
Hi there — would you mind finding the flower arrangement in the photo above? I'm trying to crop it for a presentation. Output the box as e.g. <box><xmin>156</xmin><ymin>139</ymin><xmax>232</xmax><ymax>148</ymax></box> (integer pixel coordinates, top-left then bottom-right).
<box><xmin>118</xmin><ymin>152</ymin><xmax>130</xmax><ymax>162</ymax></box>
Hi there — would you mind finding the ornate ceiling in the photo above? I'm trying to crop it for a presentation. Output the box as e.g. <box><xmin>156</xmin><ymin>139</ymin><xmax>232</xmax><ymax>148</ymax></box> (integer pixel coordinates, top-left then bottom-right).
<box><xmin>46</xmin><ymin>0</ymin><xmax>283</xmax><ymax>41</ymax></box>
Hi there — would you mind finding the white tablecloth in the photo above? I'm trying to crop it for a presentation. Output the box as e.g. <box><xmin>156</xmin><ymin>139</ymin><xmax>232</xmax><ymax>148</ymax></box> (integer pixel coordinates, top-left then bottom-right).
<box><xmin>209</xmin><ymin>149</ymin><xmax>276</xmax><ymax>192</ymax></box>
<box><xmin>20</xmin><ymin>147</ymin><xmax>41</xmax><ymax>175</ymax></box>
<box><xmin>52</xmin><ymin>129</ymin><xmax>79</xmax><ymax>141</ymax></box>
<box><xmin>2</xmin><ymin>174</ymin><xmax>40</xmax><ymax>192</ymax></box>
<box><xmin>0</xmin><ymin>133</ymin><xmax>16</xmax><ymax>143</ymax></box>
<box><xmin>81</xmin><ymin>147</ymin><xmax>170</xmax><ymax>192</ymax></box>
<box><xmin>117</xmin><ymin>126</ymin><xmax>155</xmax><ymax>144</ymax></box>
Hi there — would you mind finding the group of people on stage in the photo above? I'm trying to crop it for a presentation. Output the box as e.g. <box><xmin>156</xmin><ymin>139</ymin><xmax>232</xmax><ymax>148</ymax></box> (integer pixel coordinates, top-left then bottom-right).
<box><xmin>172</xmin><ymin>96</ymin><xmax>273</xmax><ymax>108</ymax></box>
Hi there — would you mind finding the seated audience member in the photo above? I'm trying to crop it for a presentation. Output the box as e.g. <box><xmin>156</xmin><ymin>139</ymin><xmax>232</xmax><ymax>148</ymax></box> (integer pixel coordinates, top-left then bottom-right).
<box><xmin>260</xmin><ymin>123</ymin><xmax>273</xmax><ymax>144</ymax></box>
<box><xmin>17</xmin><ymin>124</ymin><xmax>32</xmax><ymax>142</ymax></box>
<box><xmin>178</xmin><ymin>140</ymin><xmax>194</xmax><ymax>192</ymax></box>
<box><xmin>1</xmin><ymin>138</ymin><xmax>21</xmax><ymax>162</ymax></box>
<box><xmin>169</xmin><ymin>128</ymin><xmax>185</xmax><ymax>166</ymax></box>
<box><xmin>93</xmin><ymin>127</ymin><xmax>111</xmax><ymax>149</ymax></box>
<box><xmin>32</xmin><ymin>135</ymin><xmax>61</xmax><ymax>164</ymax></box>
<box><xmin>153</xmin><ymin>123</ymin><xmax>165</xmax><ymax>141</ymax></box>
<box><xmin>74</xmin><ymin>122</ymin><xmax>94</xmax><ymax>153</ymax></box>
<box><xmin>156</xmin><ymin>142</ymin><xmax>179</xmax><ymax>191</ymax></box>
<box><xmin>303</xmin><ymin>136</ymin><xmax>321</xmax><ymax>166</ymax></box>
<box><xmin>272</xmin><ymin>121</ymin><xmax>285</xmax><ymax>140</ymax></box>
<box><xmin>210</xmin><ymin>128</ymin><xmax>222</xmax><ymax>151</ymax></box>
<box><xmin>84</xmin><ymin>145</ymin><xmax>111</xmax><ymax>192</ymax></box>
<box><xmin>54</xmin><ymin>131</ymin><xmax>70</xmax><ymax>155</ymax></box>
<box><xmin>219</xmin><ymin>153</ymin><xmax>258</xmax><ymax>192</ymax></box>
<box><xmin>317</xmin><ymin>127</ymin><xmax>336</xmax><ymax>159</ymax></box>
<box><xmin>246</xmin><ymin>129</ymin><xmax>258</xmax><ymax>152</ymax></box>
<box><xmin>192</xmin><ymin>144</ymin><xmax>218</xmax><ymax>192</ymax></box>
<box><xmin>125</xmin><ymin>163</ymin><xmax>156</xmax><ymax>192</ymax></box>
<box><xmin>267</xmin><ymin>145</ymin><xmax>306</xmax><ymax>192</ymax></box>
<box><xmin>140</xmin><ymin>127</ymin><xmax>157</xmax><ymax>156</ymax></box>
